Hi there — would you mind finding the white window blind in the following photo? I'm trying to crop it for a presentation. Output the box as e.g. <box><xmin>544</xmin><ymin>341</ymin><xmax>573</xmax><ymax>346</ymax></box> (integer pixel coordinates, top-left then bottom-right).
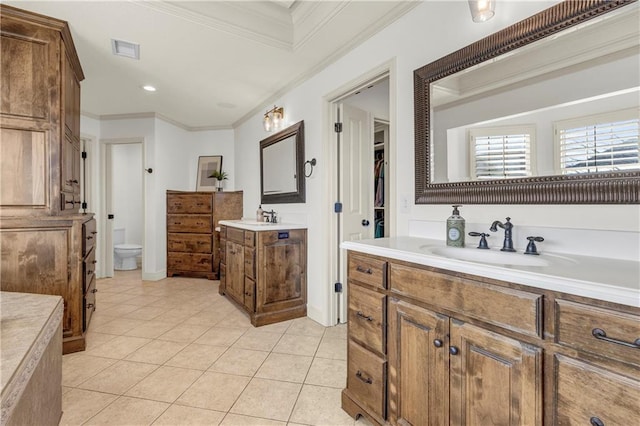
<box><xmin>469</xmin><ymin>126</ymin><xmax>534</xmax><ymax>180</ymax></box>
<box><xmin>556</xmin><ymin>109</ymin><xmax>639</xmax><ymax>175</ymax></box>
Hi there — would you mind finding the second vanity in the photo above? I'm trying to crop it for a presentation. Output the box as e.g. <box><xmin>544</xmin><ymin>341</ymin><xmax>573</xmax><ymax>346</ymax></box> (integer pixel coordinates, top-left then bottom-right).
<box><xmin>341</xmin><ymin>237</ymin><xmax>639</xmax><ymax>426</ymax></box>
<box><xmin>218</xmin><ymin>220</ymin><xmax>307</xmax><ymax>326</ymax></box>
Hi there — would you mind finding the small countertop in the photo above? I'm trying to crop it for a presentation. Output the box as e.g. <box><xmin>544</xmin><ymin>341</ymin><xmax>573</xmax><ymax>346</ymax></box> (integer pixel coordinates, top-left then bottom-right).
<box><xmin>1</xmin><ymin>291</ymin><xmax>63</xmax><ymax>422</ymax></box>
<box><xmin>219</xmin><ymin>219</ymin><xmax>307</xmax><ymax>232</ymax></box>
<box><xmin>342</xmin><ymin>237</ymin><xmax>640</xmax><ymax>308</ymax></box>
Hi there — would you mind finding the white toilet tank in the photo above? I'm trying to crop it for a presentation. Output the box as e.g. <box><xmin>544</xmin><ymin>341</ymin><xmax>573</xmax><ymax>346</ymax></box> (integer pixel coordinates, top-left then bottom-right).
<box><xmin>113</xmin><ymin>228</ymin><xmax>126</xmax><ymax>245</ymax></box>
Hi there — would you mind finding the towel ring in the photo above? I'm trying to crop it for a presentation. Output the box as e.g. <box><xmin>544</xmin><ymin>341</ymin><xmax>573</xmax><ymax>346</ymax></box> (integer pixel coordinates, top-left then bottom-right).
<box><xmin>304</xmin><ymin>158</ymin><xmax>316</xmax><ymax>178</ymax></box>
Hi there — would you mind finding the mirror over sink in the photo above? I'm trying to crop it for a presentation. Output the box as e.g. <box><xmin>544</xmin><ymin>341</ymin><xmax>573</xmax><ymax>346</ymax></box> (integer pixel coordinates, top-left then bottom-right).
<box><xmin>260</xmin><ymin>121</ymin><xmax>305</xmax><ymax>204</ymax></box>
<box><xmin>414</xmin><ymin>0</ymin><xmax>640</xmax><ymax>204</ymax></box>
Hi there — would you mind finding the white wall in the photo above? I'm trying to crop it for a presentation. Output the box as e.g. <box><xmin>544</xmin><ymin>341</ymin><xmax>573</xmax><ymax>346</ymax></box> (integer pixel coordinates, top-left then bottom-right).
<box><xmin>111</xmin><ymin>143</ymin><xmax>143</xmax><ymax>245</ymax></box>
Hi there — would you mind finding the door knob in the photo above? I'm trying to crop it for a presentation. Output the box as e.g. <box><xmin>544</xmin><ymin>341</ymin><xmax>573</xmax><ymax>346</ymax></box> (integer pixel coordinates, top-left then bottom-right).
<box><xmin>362</xmin><ymin>219</ymin><xmax>370</xmax><ymax>226</ymax></box>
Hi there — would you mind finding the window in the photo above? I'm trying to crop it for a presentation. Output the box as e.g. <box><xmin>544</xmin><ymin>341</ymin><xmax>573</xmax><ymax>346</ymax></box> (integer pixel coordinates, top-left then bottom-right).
<box><xmin>555</xmin><ymin>109</ymin><xmax>639</xmax><ymax>175</ymax></box>
<box><xmin>469</xmin><ymin>125</ymin><xmax>534</xmax><ymax>180</ymax></box>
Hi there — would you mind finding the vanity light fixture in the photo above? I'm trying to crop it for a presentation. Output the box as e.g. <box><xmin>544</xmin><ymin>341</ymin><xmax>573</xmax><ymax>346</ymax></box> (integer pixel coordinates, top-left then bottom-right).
<box><xmin>263</xmin><ymin>105</ymin><xmax>284</xmax><ymax>132</ymax></box>
<box><xmin>468</xmin><ymin>0</ymin><xmax>495</xmax><ymax>23</ymax></box>
<box><xmin>142</xmin><ymin>85</ymin><xmax>156</xmax><ymax>92</ymax></box>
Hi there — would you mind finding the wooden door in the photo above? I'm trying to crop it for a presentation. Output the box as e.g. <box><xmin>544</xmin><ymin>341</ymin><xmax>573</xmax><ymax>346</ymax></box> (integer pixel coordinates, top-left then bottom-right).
<box><xmin>449</xmin><ymin>320</ymin><xmax>542</xmax><ymax>425</ymax></box>
<box><xmin>225</xmin><ymin>240</ymin><xmax>244</xmax><ymax>304</ymax></box>
<box><xmin>387</xmin><ymin>299</ymin><xmax>448</xmax><ymax>426</ymax></box>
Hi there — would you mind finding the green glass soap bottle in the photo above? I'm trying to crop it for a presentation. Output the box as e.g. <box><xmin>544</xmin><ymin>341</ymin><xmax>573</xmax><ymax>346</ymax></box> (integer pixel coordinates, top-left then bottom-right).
<box><xmin>446</xmin><ymin>205</ymin><xmax>465</xmax><ymax>247</ymax></box>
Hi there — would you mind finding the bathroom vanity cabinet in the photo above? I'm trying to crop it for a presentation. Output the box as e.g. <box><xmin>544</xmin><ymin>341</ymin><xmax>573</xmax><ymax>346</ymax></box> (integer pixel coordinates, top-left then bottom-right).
<box><xmin>166</xmin><ymin>190</ymin><xmax>242</xmax><ymax>279</ymax></box>
<box><xmin>342</xmin><ymin>251</ymin><xmax>639</xmax><ymax>425</ymax></box>
<box><xmin>219</xmin><ymin>223</ymin><xmax>307</xmax><ymax>326</ymax></box>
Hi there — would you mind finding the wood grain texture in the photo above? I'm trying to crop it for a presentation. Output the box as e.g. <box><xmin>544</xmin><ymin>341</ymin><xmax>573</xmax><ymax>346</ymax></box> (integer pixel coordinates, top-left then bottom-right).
<box><xmin>0</xmin><ymin>128</ymin><xmax>47</xmax><ymax>207</ymax></box>
<box><xmin>347</xmin><ymin>340</ymin><xmax>387</xmax><ymax>419</ymax></box>
<box><xmin>348</xmin><ymin>283</ymin><xmax>386</xmax><ymax>356</ymax></box>
<box><xmin>348</xmin><ymin>253</ymin><xmax>387</xmax><ymax>290</ymax></box>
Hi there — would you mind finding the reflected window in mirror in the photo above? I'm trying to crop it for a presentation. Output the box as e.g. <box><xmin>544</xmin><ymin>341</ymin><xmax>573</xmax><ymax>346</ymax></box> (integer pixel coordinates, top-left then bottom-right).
<box><xmin>260</xmin><ymin>121</ymin><xmax>305</xmax><ymax>204</ymax></box>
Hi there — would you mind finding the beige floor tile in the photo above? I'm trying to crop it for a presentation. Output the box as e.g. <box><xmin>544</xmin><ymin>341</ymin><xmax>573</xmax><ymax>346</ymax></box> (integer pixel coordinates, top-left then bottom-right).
<box><xmin>183</xmin><ymin>310</ymin><xmax>228</xmax><ymax>327</ymax></box>
<box><xmin>221</xmin><ymin>413</ymin><xmax>286</xmax><ymax>425</ymax></box>
<box><xmin>125</xmin><ymin>339</ymin><xmax>188</xmax><ymax>364</ymax></box>
<box><xmin>123</xmin><ymin>305</ymin><xmax>167</xmax><ymax>320</ymax></box>
<box><xmin>305</xmin><ymin>358</ymin><xmax>347</xmax><ymax>389</ymax></box>
<box><xmin>230</xmin><ymin>378</ymin><xmax>302</xmax><ymax>421</ymax></box>
<box><xmin>177</xmin><ymin>371</ymin><xmax>250</xmax><ymax>412</ymax></box>
<box><xmin>286</xmin><ymin>318</ymin><xmax>326</xmax><ymax>337</ymax></box>
<box><xmin>166</xmin><ymin>343</ymin><xmax>228</xmax><ymax>370</ymax></box>
<box><xmin>232</xmin><ymin>329</ymin><xmax>283</xmax><ymax>352</ymax></box>
<box><xmin>62</xmin><ymin>386</ymin><xmax>73</xmax><ymax>395</ymax></box>
<box><xmin>209</xmin><ymin>347</ymin><xmax>269</xmax><ymax>376</ymax></box>
<box><xmin>272</xmin><ymin>334</ymin><xmax>321</xmax><ymax>357</ymax></box>
<box><xmin>77</xmin><ymin>360</ymin><xmax>158</xmax><ymax>395</ymax></box>
<box><xmin>289</xmin><ymin>385</ymin><xmax>355</xmax><ymax>426</ymax></box>
<box><xmin>323</xmin><ymin>324</ymin><xmax>347</xmax><ymax>340</ymax></box>
<box><xmin>124</xmin><ymin>321</ymin><xmax>177</xmax><ymax>338</ymax></box>
<box><xmin>59</xmin><ymin>389</ymin><xmax>118</xmax><ymax>426</ymax></box>
<box><xmin>90</xmin><ymin>317</ymin><xmax>146</xmax><ymax>335</ymax></box>
<box><xmin>122</xmin><ymin>294</ymin><xmax>164</xmax><ymax>307</ymax></box>
<box><xmin>157</xmin><ymin>323</ymin><xmax>212</xmax><ymax>343</ymax></box>
<box><xmin>87</xmin><ymin>314</ymin><xmax>117</xmax><ymax>328</ymax></box>
<box><xmin>84</xmin><ymin>396</ymin><xmax>169</xmax><ymax>426</ymax></box>
<box><xmin>257</xmin><ymin>320</ymin><xmax>294</xmax><ymax>334</ymax></box>
<box><xmin>152</xmin><ymin>404</ymin><xmax>226</xmax><ymax>425</ymax></box>
<box><xmin>255</xmin><ymin>353</ymin><xmax>313</xmax><ymax>383</ymax></box>
<box><xmin>355</xmin><ymin>417</ymin><xmax>374</xmax><ymax>425</ymax></box>
<box><xmin>196</xmin><ymin>327</ymin><xmax>245</xmax><ymax>346</ymax></box>
<box><xmin>85</xmin><ymin>335</ymin><xmax>153</xmax><ymax>359</ymax></box>
<box><xmin>315</xmin><ymin>337</ymin><xmax>347</xmax><ymax>360</ymax></box>
<box><xmin>62</xmin><ymin>354</ymin><xmax>117</xmax><ymax>387</ymax></box>
<box><xmin>99</xmin><ymin>302</ymin><xmax>144</xmax><ymax>317</ymax></box>
<box><xmin>214</xmin><ymin>310</ymin><xmax>253</xmax><ymax>329</ymax></box>
<box><xmin>84</xmin><ymin>331</ymin><xmax>119</xmax><ymax>350</ymax></box>
<box><xmin>125</xmin><ymin>365</ymin><xmax>203</xmax><ymax>402</ymax></box>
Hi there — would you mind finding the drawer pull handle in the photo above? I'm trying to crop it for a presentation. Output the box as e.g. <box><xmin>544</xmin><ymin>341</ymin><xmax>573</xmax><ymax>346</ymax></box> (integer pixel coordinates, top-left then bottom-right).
<box><xmin>433</xmin><ymin>339</ymin><xmax>443</xmax><ymax>348</ymax></box>
<box><xmin>592</xmin><ymin>328</ymin><xmax>640</xmax><ymax>349</ymax></box>
<box><xmin>355</xmin><ymin>370</ymin><xmax>372</xmax><ymax>384</ymax></box>
<box><xmin>356</xmin><ymin>311</ymin><xmax>373</xmax><ymax>322</ymax></box>
<box><xmin>86</xmin><ymin>303</ymin><xmax>94</xmax><ymax>309</ymax></box>
<box><xmin>87</xmin><ymin>270</ymin><xmax>93</xmax><ymax>275</ymax></box>
<box><xmin>590</xmin><ymin>417</ymin><xmax>605</xmax><ymax>426</ymax></box>
<box><xmin>174</xmin><ymin>222</ymin><xmax>182</xmax><ymax>225</ymax></box>
<box><xmin>449</xmin><ymin>346</ymin><xmax>459</xmax><ymax>355</ymax></box>
<box><xmin>356</xmin><ymin>266</ymin><xmax>372</xmax><ymax>274</ymax></box>
<box><xmin>91</xmin><ymin>231</ymin><xmax>98</xmax><ymax>235</ymax></box>
<box><xmin>92</xmin><ymin>260</ymin><xmax>97</xmax><ymax>264</ymax></box>
<box><xmin>91</xmin><ymin>289</ymin><xmax>98</xmax><ymax>293</ymax></box>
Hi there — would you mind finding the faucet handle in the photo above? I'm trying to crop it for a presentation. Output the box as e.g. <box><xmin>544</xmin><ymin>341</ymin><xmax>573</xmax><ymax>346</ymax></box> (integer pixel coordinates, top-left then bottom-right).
<box><xmin>468</xmin><ymin>232</ymin><xmax>490</xmax><ymax>249</ymax></box>
<box><xmin>524</xmin><ymin>236</ymin><xmax>544</xmax><ymax>255</ymax></box>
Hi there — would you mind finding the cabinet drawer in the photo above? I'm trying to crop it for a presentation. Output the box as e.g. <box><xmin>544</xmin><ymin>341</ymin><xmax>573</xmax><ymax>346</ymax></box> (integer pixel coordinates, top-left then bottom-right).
<box><xmin>554</xmin><ymin>354</ymin><xmax>639</xmax><ymax>425</ymax></box>
<box><xmin>347</xmin><ymin>340</ymin><xmax>386</xmax><ymax>419</ymax></box>
<box><xmin>348</xmin><ymin>253</ymin><xmax>387</xmax><ymax>290</ymax></box>
<box><xmin>227</xmin><ymin>227</ymin><xmax>245</xmax><ymax>244</ymax></box>
<box><xmin>82</xmin><ymin>218</ymin><xmax>96</xmax><ymax>255</ymax></box>
<box><xmin>244</xmin><ymin>277</ymin><xmax>255</xmax><ymax>312</ymax></box>
<box><xmin>167</xmin><ymin>233</ymin><xmax>212</xmax><ymax>253</ymax></box>
<box><xmin>83</xmin><ymin>248</ymin><xmax>96</xmax><ymax>293</ymax></box>
<box><xmin>555</xmin><ymin>299</ymin><xmax>640</xmax><ymax>366</ymax></box>
<box><xmin>348</xmin><ymin>283</ymin><xmax>386</xmax><ymax>355</ymax></box>
<box><xmin>390</xmin><ymin>263</ymin><xmax>542</xmax><ymax>338</ymax></box>
<box><xmin>84</xmin><ymin>276</ymin><xmax>97</xmax><ymax>332</ymax></box>
<box><xmin>244</xmin><ymin>246</ymin><xmax>255</xmax><ymax>279</ymax></box>
<box><xmin>244</xmin><ymin>231</ymin><xmax>255</xmax><ymax>247</ymax></box>
<box><xmin>167</xmin><ymin>193</ymin><xmax>212</xmax><ymax>214</ymax></box>
<box><xmin>167</xmin><ymin>215</ymin><xmax>212</xmax><ymax>233</ymax></box>
<box><xmin>167</xmin><ymin>253</ymin><xmax>212</xmax><ymax>272</ymax></box>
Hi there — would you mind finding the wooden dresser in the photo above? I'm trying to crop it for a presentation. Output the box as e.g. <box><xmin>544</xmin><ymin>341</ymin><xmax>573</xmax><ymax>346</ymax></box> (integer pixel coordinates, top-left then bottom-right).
<box><xmin>166</xmin><ymin>190</ymin><xmax>242</xmax><ymax>279</ymax></box>
<box><xmin>0</xmin><ymin>5</ymin><xmax>95</xmax><ymax>354</ymax></box>
<box><xmin>219</xmin><ymin>223</ymin><xmax>307</xmax><ymax>326</ymax></box>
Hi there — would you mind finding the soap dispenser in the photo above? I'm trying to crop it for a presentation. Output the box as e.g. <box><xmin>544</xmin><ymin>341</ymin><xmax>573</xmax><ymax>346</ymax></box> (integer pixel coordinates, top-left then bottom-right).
<box><xmin>446</xmin><ymin>205</ymin><xmax>465</xmax><ymax>247</ymax></box>
<box><xmin>256</xmin><ymin>205</ymin><xmax>264</xmax><ymax>222</ymax></box>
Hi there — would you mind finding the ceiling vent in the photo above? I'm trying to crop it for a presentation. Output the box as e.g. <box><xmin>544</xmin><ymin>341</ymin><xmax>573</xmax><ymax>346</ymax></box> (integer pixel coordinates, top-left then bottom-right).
<box><xmin>111</xmin><ymin>39</ymin><xmax>140</xmax><ymax>60</ymax></box>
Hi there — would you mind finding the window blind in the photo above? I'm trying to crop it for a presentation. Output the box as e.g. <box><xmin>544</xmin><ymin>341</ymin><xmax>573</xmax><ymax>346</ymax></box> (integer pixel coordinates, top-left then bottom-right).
<box><xmin>471</xmin><ymin>131</ymin><xmax>532</xmax><ymax>180</ymax></box>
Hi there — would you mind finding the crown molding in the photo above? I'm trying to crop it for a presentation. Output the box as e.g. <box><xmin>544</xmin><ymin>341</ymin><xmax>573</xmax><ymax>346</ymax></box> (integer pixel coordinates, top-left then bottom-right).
<box><xmin>92</xmin><ymin>112</ymin><xmax>232</xmax><ymax>132</ymax></box>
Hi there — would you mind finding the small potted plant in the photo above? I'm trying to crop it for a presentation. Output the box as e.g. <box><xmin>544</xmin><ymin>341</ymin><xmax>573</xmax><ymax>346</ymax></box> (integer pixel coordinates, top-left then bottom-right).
<box><xmin>209</xmin><ymin>170</ymin><xmax>228</xmax><ymax>191</ymax></box>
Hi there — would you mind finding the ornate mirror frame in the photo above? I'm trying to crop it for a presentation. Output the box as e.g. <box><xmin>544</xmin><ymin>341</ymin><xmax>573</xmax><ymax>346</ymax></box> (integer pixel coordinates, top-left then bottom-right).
<box><xmin>414</xmin><ymin>0</ymin><xmax>639</xmax><ymax>204</ymax></box>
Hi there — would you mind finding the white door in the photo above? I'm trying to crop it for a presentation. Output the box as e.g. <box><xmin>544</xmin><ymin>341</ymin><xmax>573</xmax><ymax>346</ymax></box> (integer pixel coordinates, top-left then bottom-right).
<box><xmin>104</xmin><ymin>144</ymin><xmax>114</xmax><ymax>277</ymax></box>
<box><xmin>338</xmin><ymin>103</ymin><xmax>374</xmax><ymax>321</ymax></box>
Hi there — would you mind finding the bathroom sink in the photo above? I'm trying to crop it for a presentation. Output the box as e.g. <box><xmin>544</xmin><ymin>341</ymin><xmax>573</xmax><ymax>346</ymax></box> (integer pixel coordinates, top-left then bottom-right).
<box><xmin>418</xmin><ymin>245</ymin><xmax>573</xmax><ymax>267</ymax></box>
<box><xmin>232</xmin><ymin>219</ymin><xmax>276</xmax><ymax>226</ymax></box>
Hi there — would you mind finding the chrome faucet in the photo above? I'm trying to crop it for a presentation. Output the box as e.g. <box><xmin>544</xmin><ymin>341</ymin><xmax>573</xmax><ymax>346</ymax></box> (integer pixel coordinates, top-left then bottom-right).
<box><xmin>489</xmin><ymin>217</ymin><xmax>516</xmax><ymax>252</ymax></box>
<box><xmin>263</xmin><ymin>210</ymin><xmax>278</xmax><ymax>223</ymax></box>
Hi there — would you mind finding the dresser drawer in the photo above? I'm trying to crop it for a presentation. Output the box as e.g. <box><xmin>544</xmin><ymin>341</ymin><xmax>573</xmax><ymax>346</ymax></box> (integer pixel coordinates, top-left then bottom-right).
<box><xmin>167</xmin><ymin>253</ymin><xmax>212</xmax><ymax>272</ymax></box>
<box><xmin>82</xmin><ymin>218</ymin><xmax>96</xmax><ymax>255</ymax></box>
<box><xmin>347</xmin><ymin>340</ymin><xmax>386</xmax><ymax>419</ymax></box>
<box><xmin>167</xmin><ymin>215</ymin><xmax>212</xmax><ymax>233</ymax></box>
<box><xmin>167</xmin><ymin>193</ymin><xmax>212</xmax><ymax>214</ymax></box>
<box><xmin>554</xmin><ymin>354</ymin><xmax>639</xmax><ymax>425</ymax></box>
<box><xmin>348</xmin><ymin>283</ymin><xmax>386</xmax><ymax>355</ymax></box>
<box><xmin>83</xmin><ymin>248</ymin><xmax>96</xmax><ymax>293</ymax></box>
<box><xmin>244</xmin><ymin>246</ymin><xmax>255</xmax><ymax>279</ymax></box>
<box><xmin>244</xmin><ymin>231</ymin><xmax>255</xmax><ymax>247</ymax></box>
<box><xmin>348</xmin><ymin>253</ymin><xmax>387</xmax><ymax>290</ymax></box>
<box><xmin>390</xmin><ymin>263</ymin><xmax>542</xmax><ymax>338</ymax></box>
<box><xmin>84</xmin><ymin>276</ymin><xmax>97</xmax><ymax>332</ymax></box>
<box><xmin>227</xmin><ymin>227</ymin><xmax>245</xmax><ymax>244</ymax></box>
<box><xmin>555</xmin><ymin>299</ymin><xmax>640</xmax><ymax>366</ymax></box>
<box><xmin>167</xmin><ymin>233</ymin><xmax>212</xmax><ymax>253</ymax></box>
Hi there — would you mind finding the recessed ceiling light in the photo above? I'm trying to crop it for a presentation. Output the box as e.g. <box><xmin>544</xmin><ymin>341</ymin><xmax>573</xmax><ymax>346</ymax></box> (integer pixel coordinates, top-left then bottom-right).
<box><xmin>111</xmin><ymin>39</ymin><xmax>140</xmax><ymax>60</ymax></box>
<box><xmin>142</xmin><ymin>85</ymin><xmax>156</xmax><ymax>92</ymax></box>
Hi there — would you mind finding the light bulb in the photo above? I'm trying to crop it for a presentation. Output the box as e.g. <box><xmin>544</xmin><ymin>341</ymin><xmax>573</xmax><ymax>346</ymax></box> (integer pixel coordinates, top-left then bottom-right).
<box><xmin>263</xmin><ymin>114</ymin><xmax>271</xmax><ymax>131</ymax></box>
<box><xmin>468</xmin><ymin>0</ymin><xmax>495</xmax><ymax>23</ymax></box>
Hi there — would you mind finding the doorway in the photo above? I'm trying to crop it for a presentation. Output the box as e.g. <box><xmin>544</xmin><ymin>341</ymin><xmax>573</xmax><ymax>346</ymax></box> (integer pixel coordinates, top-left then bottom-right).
<box><xmin>326</xmin><ymin>64</ymin><xmax>394</xmax><ymax>325</ymax></box>
<box><xmin>99</xmin><ymin>138</ymin><xmax>145</xmax><ymax>277</ymax></box>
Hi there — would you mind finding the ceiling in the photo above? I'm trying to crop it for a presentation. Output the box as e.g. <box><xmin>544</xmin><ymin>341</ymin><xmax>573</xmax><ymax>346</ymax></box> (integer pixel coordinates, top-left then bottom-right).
<box><xmin>5</xmin><ymin>0</ymin><xmax>419</xmax><ymax>130</ymax></box>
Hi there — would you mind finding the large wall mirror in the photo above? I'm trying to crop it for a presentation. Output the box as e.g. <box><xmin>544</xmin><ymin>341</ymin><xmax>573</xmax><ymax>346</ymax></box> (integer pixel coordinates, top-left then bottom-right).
<box><xmin>260</xmin><ymin>120</ymin><xmax>305</xmax><ymax>204</ymax></box>
<box><xmin>415</xmin><ymin>0</ymin><xmax>639</xmax><ymax>204</ymax></box>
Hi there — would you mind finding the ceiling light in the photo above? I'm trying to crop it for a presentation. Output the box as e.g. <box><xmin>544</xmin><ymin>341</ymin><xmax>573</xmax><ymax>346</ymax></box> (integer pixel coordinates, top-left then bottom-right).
<box><xmin>142</xmin><ymin>85</ymin><xmax>156</xmax><ymax>92</ymax></box>
<box><xmin>263</xmin><ymin>106</ymin><xmax>284</xmax><ymax>132</ymax></box>
<box><xmin>111</xmin><ymin>39</ymin><xmax>140</xmax><ymax>59</ymax></box>
<box><xmin>468</xmin><ymin>0</ymin><xmax>495</xmax><ymax>23</ymax></box>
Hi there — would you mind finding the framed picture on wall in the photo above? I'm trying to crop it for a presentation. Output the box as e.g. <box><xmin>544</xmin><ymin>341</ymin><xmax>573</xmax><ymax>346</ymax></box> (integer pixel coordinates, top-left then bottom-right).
<box><xmin>196</xmin><ymin>155</ymin><xmax>223</xmax><ymax>191</ymax></box>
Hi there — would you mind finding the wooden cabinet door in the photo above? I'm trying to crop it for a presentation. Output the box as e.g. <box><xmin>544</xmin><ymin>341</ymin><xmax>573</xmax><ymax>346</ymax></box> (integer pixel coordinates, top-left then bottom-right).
<box><xmin>388</xmin><ymin>299</ymin><xmax>448</xmax><ymax>426</ymax></box>
<box><xmin>61</xmin><ymin>133</ymin><xmax>80</xmax><ymax>196</ymax></box>
<box><xmin>225</xmin><ymin>240</ymin><xmax>244</xmax><ymax>304</ymax></box>
<box><xmin>449</xmin><ymin>320</ymin><xmax>542</xmax><ymax>426</ymax></box>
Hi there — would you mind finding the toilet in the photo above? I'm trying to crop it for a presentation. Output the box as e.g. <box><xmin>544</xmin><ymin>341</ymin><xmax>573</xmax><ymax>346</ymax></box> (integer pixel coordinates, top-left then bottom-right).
<box><xmin>113</xmin><ymin>228</ymin><xmax>142</xmax><ymax>270</ymax></box>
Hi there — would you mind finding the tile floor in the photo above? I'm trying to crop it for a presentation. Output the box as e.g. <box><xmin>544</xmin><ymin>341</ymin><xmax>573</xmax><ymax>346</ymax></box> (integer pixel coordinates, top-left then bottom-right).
<box><xmin>61</xmin><ymin>270</ymin><xmax>372</xmax><ymax>426</ymax></box>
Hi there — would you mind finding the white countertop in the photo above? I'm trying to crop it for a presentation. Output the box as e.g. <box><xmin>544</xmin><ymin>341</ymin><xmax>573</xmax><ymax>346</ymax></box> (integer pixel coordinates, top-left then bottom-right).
<box><xmin>342</xmin><ymin>237</ymin><xmax>640</xmax><ymax>308</ymax></box>
<box><xmin>219</xmin><ymin>219</ymin><xmax>307</xmax><ymax>232</ymax></box>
